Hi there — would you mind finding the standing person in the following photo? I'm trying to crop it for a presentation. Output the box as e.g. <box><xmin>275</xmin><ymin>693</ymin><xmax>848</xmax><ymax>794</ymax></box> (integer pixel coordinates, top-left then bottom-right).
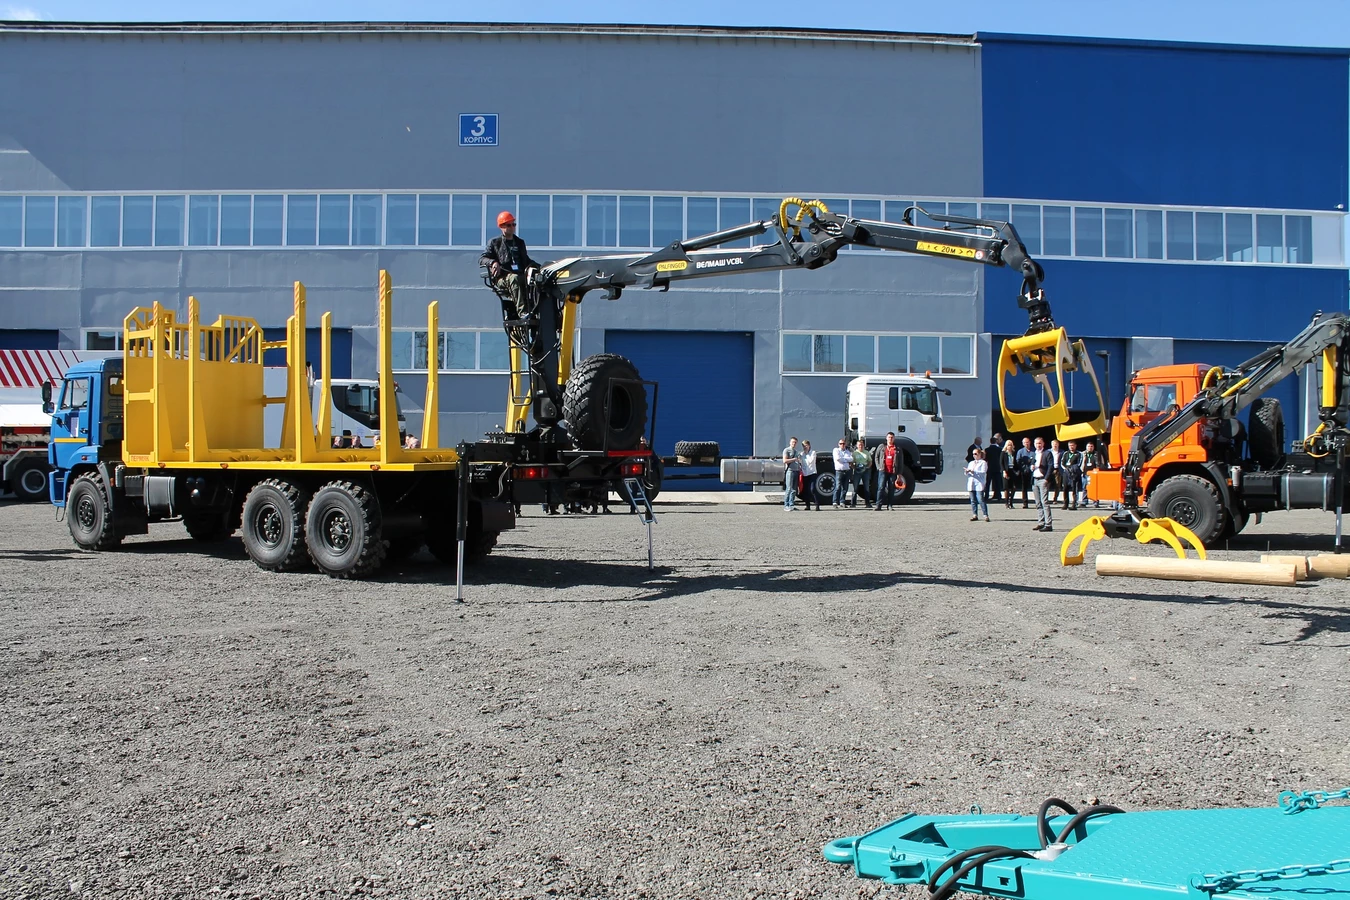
<box><xmin>1082</xmin><ymin>440</ymin><xmax>1101</xmax><ymax>508</ymax></box>
<box><xmin>781</xmin><ymin>436</ymin><xmax>802</xmax><ymax>511</ymax></box>
<box><xmin>1031</xmin><ymin>436</ymin><xmax>1055</xmax><ymax>532</ymax></box>
<box><xmin>965</xmin><ymin>435</ymin><xmax>983</xmax><ymax>463</ymax></box>
<box><xmin>1015</xmin><ymin>437</ymin><xmax>1036</xmax><ymax>510</ymax></box>
<box><xmin>1000</xmin><ymin>439</ymin><xmax>1018</xmax><ymax>509</ymax></box>
<box><xmin>986</xmin><ymin>432</ymin><xmax>1004</xmax><ymax>503</ymax></box>
<box><xmin>800</xmin><ymin>440</ymin><xmax>818</xmax><ymax>510</ymax></box>
<box><xmin>872</xmin><ymin>432</ymin><xmax>901</xmax><ymax>511</ymax></box>
<box><xmin>479</xmin><ymin>211</ymin><xmax>540</xmax><ymax>318</ymax></box>
<box><xmin>831</xmin><ymin>438</ymin><xmax>853</xmax><ymax>508</ymax></box>
<box><xmin>965</xmin><ymin>447</ymin><xmax>990</xmax><ymax>522</ymax></box>
<box><xmin>1060</xmin><ymin>441</ymin><xmax>1083</xmax><ymax>510</ymax></box>
<box><xmin>851</xmin><ymin>439</ymin><xmax>872</xmax><ymax>508</ymax></box>
<box><xmin>1048</xmin><ymin>439</ymin><xmax>1064</xmax><ymax>504</ymax></box>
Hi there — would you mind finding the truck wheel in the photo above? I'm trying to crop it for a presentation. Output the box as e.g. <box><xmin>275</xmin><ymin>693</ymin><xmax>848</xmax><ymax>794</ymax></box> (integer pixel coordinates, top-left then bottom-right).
<box><xmin>306</xmin><ymin>481</ymin><xmax>385</xmax><ymax>579</ymax></box>
<box><xmin>241</xmin><ymin>479</ymin><xmax>310</xmax><ymax>572</ymax></box>
<box><xmin>10</xmin><ymin>457</ymin><xmax>49</xmax><ymax>502</ymax></box>
<box><xmin>1146</xmin><ymin>474</ymin><xmax>1225</xmax><ymax>546</ymax></box>
<box><xmin>67</xmin><ymin>473</ymin><xmax>122</xmax><ymax>551</ymax></box>
<box><xmin>814</xmin><ymin>472</ymin><xmax>836</xmax><ymax>501</ymax></box>
<box><xmin>893</xmin><ymin>465</ymin><xmax>917</xmax><ymax>504</ymax></box>
<box><xmin>1248</xmin><ymin>398</ymin><xmax>1285</xmax><ymax>469</ymax></box>
<box><xmin>562</xmin><ymin>353</ymin><xmax>648</xmax><ymax>451</ymax></box>
<box><xmin>640</xmin><ymin>456</ymin><xmax>663</xmax><ymax>502</ymax></box>
<box><xmin>183</xmin><ymin>511</ymin><xmax>235</xmax><ymax>542</ymax></box>
<box><xmin>673</xmin><ymin>440</ymin><xmax>720</xmax><ymax>461</ymax></box>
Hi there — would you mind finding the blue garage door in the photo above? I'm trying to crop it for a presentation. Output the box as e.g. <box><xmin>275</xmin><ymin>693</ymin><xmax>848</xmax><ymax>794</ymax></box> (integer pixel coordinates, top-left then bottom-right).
<box><xmin>604</xmin><ymin>330</ymin><xmax>753</xmax><ymax>491</ymax></box>
<box><xmin>262</xmin><ymin>328</ymin><xmax>353</xmax><ymax>379</ymax></box>
<box><xmin>1175</xmin><ymin>339</ymin><xmax>1302</xmax><ymax>435</ymax></box>
<box><xmin>0</xmin><ymin>330</ymin><xmax>58</xmax><ymax>349</ymax></box>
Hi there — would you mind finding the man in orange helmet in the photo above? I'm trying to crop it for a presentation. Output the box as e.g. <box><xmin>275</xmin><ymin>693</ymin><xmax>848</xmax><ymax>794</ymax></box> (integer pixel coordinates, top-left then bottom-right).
<box><xmin>479</xmin><ymin>210</ymin><xmax>539</xmax><ymax>318</ymax></box>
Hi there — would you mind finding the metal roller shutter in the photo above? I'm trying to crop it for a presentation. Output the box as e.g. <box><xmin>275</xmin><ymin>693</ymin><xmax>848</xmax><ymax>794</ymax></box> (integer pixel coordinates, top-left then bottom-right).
<box><xmin>603</xmin><ymin>330</ymin><xmax>753</xmax><ymax>491</ymax></box>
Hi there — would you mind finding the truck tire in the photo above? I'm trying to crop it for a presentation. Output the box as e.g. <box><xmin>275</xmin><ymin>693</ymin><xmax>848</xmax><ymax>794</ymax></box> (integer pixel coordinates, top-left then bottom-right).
<box><xmin>673</xmin><ymin>440</ymin><xmax>720</xmax><ymax>461</ymax></box>
<box><xmin>1146</xmin><ymin>474</ymin><xmax>1225</xmax><ymax>546</ymax></box>
<box><xmin>183</xmin><ymin>511</ymin><xmax>235</xmax><ymax>542</ymax></box>
<box><xmin>562</xmin><ymin>353</ymin><xmax>648</xmax><ymax>451</ymax></box>
<box><xmin>10</xmin><ymin>457</ymin><xmax>49</xmax><ymax>502</ymax></box>
<box><xmin>67</xmin><ymin>473</ymin><xmax>122</xmax><ymax>551</ymax></box>
<box><xmin>894</xmin><ymin>465</ymin><xmax>917</xmax><ymax>504</ymax></box>
<box><xmin>1248</xmin><ymin>398</ymin><xmax>1285</xmax><ymax>469</ymax></box>
<box><xmin>814</xmin><ymin>471</ymin><xmax>836</xmax><ymax>501</ymax></box>
<box><xmin>306</xmin><ymin>481</ymin><xmax>386</xmax><ymax>579</ymax></box>
<box><xmin>1218</xmin><ymin>509</ymin><xmax>1249</xmax><ymax>542</ymax></box>
<box><xmin>241</xmin><ymin>479</ymin><xmax>311</xmax><ymax>572</ymax></box>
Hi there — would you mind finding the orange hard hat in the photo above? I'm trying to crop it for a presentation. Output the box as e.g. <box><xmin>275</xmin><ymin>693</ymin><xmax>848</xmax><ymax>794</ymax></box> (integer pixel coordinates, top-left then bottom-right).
<box><xmin>496</xmin><ymin>210</ymin><xmax>516</xmax><ymax>227</ymax></box>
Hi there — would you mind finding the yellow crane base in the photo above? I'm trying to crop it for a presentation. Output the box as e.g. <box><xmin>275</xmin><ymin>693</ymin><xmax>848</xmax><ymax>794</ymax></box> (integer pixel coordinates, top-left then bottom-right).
<box><xmin>1060</xmin><ymin>515</ymin><xmax>1207</xmax><ymax>566</ymax></box>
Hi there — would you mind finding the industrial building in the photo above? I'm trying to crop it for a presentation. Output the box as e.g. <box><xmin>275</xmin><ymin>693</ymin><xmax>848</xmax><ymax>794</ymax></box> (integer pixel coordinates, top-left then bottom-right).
<box><xmin>1</xmin><ymin>22</ymin><xmax>1346</xmax><ymax>489</ymax></box>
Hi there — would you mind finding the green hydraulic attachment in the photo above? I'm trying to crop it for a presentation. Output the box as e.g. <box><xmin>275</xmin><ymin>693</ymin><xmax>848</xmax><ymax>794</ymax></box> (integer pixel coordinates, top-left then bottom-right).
<box><xmin>823</xmin><ymin>789</ymin><xmax>1350</xmax><ymax>898</ymax></box>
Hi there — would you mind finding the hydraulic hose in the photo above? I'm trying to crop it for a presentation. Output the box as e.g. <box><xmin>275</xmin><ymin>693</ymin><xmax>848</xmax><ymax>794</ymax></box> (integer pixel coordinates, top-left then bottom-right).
<box><xmin>927</xmin><ymin>846</ymin><xmax>1034</xmax><ymax>900</ymax></box>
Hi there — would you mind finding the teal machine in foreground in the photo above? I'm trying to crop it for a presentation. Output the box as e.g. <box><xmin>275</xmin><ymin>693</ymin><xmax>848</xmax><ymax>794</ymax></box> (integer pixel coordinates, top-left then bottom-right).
<box><xmin>824</xmin><ymin>789</ymin><xmax>1350</xmax><ymax>898</ymax></box>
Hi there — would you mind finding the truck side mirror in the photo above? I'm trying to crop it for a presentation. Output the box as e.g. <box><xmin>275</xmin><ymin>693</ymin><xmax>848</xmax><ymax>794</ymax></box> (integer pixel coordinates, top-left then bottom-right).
<box><xmin>940</xmin><ymin>388</ymin><xmax>952</xmax><ymax>396</ymax></box>
<box><xmin>41</xmin><ymin>381</ymin><xmax>53</xmax><ymax>414</ymax></box>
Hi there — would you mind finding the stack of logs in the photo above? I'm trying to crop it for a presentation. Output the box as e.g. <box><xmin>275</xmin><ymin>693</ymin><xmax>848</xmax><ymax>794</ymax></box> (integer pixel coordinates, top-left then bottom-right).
<box><xmin>1096</xmin><ymin>553</ymin><xmax>1350</xmax><ymax>586</ymax></box>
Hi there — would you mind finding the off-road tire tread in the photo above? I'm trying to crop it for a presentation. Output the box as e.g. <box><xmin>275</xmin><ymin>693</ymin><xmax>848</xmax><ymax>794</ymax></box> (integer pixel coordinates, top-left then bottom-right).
<box><xmin>1248</xmin><ymin>398</ymin><xmax>1285</xmax><ymax>468</ymax></box>
<box><xmin>67</xmin><ymin>473</ymin><xmax>122</xmax><ymax>551</ymax></box>
<box><xmin>1146</xmin><ymin>473</ymin><xmax>1225</xmax><ymax>546</ymax></box>
<box><xmin>562</xmin><ymin>353</ymin><xmax>648</xmax><ymax>451</ymax></box>
<box><xmin>306</xmin><ymin>480</ymin><xmax>386</xmax><ymax>579</ymax></box>
<box><xmin>241</xmin><ymin>478</ymin><xmax>311</xmax><ymax>572</ymax></box>
<box><xmin>673</xmin><ymin>440</ymin><xmax>720</xmax><ymax>460</ymax></box>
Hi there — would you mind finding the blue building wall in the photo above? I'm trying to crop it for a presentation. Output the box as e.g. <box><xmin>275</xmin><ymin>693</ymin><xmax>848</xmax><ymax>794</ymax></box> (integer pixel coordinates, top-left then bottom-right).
<box><xmin>978</xmin><ymin>34</ymin><xmax>1350</xmax><ymax>209</ymax></box>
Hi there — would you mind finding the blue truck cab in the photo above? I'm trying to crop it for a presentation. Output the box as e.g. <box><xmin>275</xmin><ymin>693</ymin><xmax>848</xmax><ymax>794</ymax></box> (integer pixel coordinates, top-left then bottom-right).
<box><xmin>46</xmin><ymin>357</ymin><xmax>124</xmax><ymax>506</ymax></box>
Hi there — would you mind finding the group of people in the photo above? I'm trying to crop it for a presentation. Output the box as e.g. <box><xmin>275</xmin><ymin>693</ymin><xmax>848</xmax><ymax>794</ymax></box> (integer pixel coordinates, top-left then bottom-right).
<box><xmin>780</xmin><ymin>432</ymin><xmax>911</xmax><ymax>511</ymax></box>
<box><xmin>965</xmin><ymin>433</ymin><xmax>1105</xmax><ymax>533</ymax></box>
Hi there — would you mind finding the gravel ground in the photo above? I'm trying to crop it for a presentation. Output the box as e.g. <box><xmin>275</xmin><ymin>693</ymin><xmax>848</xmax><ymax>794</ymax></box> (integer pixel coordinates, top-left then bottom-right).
<box><xmin>1</xmin><ymin>497</ymin><xmax>1348</xmax><ymax>899</ymax></box>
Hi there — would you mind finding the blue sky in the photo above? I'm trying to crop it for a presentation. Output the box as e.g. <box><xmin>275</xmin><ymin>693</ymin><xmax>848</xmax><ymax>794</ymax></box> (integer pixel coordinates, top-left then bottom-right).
<box><xmin>3</xmin><ymin>0</ymin><xmax>1349</xmax><ymax>48</ymax></box>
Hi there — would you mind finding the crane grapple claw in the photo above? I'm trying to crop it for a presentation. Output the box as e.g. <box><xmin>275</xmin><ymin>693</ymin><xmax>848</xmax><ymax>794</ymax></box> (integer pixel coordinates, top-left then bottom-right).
<box><xmin>998</xmin><ymin>327</ymin><xmax>1076</xmax><ymax>432</ymax></box>
<box><xmin>1059</xmin><ymin>514</ymin><xmax>1207</xmax><ymax>566</ymax></box>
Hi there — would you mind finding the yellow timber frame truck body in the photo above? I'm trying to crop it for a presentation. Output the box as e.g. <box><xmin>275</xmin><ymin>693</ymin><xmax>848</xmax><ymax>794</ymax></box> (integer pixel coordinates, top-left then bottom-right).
<box><xmin>44</xmin><ymin>272</ymin><xmax>548</xmax><ymax>583</ymax></box>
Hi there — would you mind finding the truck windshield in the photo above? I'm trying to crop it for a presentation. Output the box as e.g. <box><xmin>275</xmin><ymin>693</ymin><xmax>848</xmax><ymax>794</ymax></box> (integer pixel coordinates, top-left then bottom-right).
<box><xmin>1128</xmin><ymin>383</ymin><xmax>1179</xmax><ymax>424</ymax></box>
<box><xmin>335</xmin><ymin>384</ymin><xmax>403</xmax><ymax>429</ymax></box>
<box><xmin>901</xmin><ymin>386</ymin><xmax>939</xmax><ymax>417</ymax></box>
<box><xmin>60</xmin><ymin>378</ymin><xmax>89</xmax><ymax>410</ymax></box>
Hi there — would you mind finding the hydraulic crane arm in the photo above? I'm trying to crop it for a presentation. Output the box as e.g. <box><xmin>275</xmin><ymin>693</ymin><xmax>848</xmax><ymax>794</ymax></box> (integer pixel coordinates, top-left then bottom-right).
<box><xmin>1120</xmin><ymin>311</ymin><xmax>1350</xmax><ymax>507</ymax></box>
<box><xmin>541</xmin><ymin>201</ymin><xmax>1052</xmax><ymax>330</ymax></box>
<box><xmin>492</xmin><ymin>198</ymin><xmax>1069</xmax><ymax>434</ymax></box>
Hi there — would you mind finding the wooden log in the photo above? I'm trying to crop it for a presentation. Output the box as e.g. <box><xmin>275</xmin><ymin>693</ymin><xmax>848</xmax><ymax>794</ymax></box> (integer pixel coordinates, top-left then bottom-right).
<box><xmin>1307</xmin><ymin>555</ymin><xmax>1350</xmax><ymax>579</ymax></box>
<box><xmin>1260</xmin><ymin>554</ymin><xmax>1310</xmax><ymax>580</ymax></box>
<box><xmin>1096</xmin><ymin>555</ymin><xmax>1298</xmax><ymax>586</ymax></box>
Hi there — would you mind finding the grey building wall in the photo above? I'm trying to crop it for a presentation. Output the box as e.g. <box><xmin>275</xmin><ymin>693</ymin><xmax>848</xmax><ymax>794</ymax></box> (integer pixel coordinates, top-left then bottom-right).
<box><xmin>0</xmin><ymin>25</ymin><xmax>988</xmax><ymax>489</ymax></box>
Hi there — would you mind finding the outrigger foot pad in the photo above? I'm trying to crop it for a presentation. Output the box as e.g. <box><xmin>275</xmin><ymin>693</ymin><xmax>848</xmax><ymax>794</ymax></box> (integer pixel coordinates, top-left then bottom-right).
<box><xmin>1060</xmin><ymin>511</ymin><xmax>1206</xmax><ymax>566</ymax></box>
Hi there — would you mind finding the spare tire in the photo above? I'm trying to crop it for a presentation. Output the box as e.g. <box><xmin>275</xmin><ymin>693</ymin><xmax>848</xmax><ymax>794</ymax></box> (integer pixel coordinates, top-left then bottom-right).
<box><xmin>562</xmin><ymin>353</ymin><xmax>648</xmax><ymax>451</ymax></box>
<box><xmin>1248</xmin><ymin>397</ymin><xmax>1285</xmax><ymax>469</ymax></box>
<box><xmin>674</xmin><ymin>440</ymin><xmax>720</xmax><ymax>460</ymax></box>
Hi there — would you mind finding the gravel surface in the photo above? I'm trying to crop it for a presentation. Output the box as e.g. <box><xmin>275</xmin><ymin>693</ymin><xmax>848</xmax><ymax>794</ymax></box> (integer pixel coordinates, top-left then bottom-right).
<box><xmin>2</xmin><ymin>497</ymin><xmax>1348</xmax><ymax>899</ymax></box>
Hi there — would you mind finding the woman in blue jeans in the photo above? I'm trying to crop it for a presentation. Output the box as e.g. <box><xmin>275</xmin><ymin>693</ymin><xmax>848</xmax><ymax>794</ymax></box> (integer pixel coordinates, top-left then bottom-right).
<box><xmin>965</xmin><ymin>447</ymin><xmax>990</xmax><ymax>521</ymax></box>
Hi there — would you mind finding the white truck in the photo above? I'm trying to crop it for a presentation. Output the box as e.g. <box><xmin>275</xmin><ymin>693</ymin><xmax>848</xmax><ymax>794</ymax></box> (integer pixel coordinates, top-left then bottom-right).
<box><xmin>1</xmin><ymin>349</ymin><xmax>120</xmax><ymax>502</ymax></box>
<box><xmin>720</xmin><ymin>373</ymin><xmax>948</xmax><ymax>504</ymax></box>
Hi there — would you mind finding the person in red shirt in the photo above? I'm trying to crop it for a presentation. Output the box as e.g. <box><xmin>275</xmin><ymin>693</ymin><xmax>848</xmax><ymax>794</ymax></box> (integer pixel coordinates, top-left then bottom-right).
<box><xmin>870</xmin><ymin>432</ymin><xmax>901</xmax><ymax>511</ymax></box>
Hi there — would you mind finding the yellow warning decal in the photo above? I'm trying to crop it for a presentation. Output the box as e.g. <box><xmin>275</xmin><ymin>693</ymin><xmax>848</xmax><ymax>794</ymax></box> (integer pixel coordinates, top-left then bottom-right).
<box><xmin>555</xmin><ymin>270</ymin><xmax>570</xmax><ymax>279</ymax></box>
<box><xmin>916</xmin><ymin>241</ymin><xmax>977</xmax><ymax>259</ymax></box>
<box><xmin>656</xmin><ymin>260</ymin><xmax>688</xmax><ymax>272</ymax></box>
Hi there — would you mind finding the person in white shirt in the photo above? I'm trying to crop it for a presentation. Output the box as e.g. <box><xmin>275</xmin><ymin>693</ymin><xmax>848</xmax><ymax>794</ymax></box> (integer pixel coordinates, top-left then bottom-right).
<box><xmin>800</xmin><ymin>440</ymin><xmax>819</xmax><ymax>510</ymax></box>
<box><xmin>965</xmin><ymin>447</ymin><xmax>990</xmax><ymax>521</ymax></box>
<box><xmin>1031</xmin><ymin>436</ymin><xmax>1055</xmax><ymax>532</ymax></box>
<box><xmin>1049</xmin><ymin>439</ymin><xmax>1063</xmax><ymax>504</ymax></box>
<box><xmin>831</xmin><ymin>438</ymin><xmax>853</xmax><ymax>508</ymax></box>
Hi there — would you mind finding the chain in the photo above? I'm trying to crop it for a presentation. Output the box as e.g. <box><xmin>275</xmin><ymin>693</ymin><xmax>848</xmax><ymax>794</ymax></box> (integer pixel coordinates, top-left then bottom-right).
<box><xmin>1278</xmin><ymin>786</ymin><xmax>1350</xmax><ymax>814</ymax></box>
<box><xmin>1193</xmin><ymin>858</ymin><xmax>1350</xmax><ymax>894</ymax></box>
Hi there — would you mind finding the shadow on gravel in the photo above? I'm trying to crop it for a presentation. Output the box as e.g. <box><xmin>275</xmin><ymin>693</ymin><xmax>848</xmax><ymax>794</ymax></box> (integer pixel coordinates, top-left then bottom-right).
<box><xmin>895</xmin><ymin>574</ymin><xmax>1348</xmax><ymax>645</ymax></box>
<box><xmin>0</xmin><ymin>548</ymin><xmax>86</xmax><ymax>561</ymax></box>
<box><xmin>1224</xmin><ymin>532</ymin><xmax>1348</xmax><ymax>554</ymax></box>
<box><xmin>117</xmin><ymin>538</ymin><xmax>251</xmax><ymax>560</ymax></box>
